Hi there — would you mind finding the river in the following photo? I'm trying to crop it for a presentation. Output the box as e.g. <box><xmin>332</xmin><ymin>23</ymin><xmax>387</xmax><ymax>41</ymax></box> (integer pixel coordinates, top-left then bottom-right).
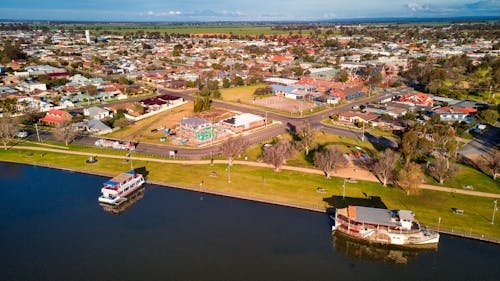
<box><xmin>0</xmin><ymin>162</ymin><xmax>499</xmax><ymax>281</ymax></box>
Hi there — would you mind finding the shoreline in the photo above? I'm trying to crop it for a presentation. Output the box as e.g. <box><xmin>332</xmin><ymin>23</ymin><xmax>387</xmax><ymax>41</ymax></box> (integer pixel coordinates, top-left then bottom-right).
<box><xmin>2</xmin><ymin>159</ymin><xmax>499</xmax><ymax>245</ymax></box>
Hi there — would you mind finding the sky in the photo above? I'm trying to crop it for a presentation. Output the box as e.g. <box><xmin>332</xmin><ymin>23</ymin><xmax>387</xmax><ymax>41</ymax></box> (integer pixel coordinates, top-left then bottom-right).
<box><xmin>0</xmin><ymin>0</ymin><xmax>499</xmax><ymax>21</ymax></box>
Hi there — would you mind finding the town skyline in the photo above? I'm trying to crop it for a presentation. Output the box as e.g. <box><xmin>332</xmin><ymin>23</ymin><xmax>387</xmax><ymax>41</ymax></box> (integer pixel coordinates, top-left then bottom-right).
<box><xmin>1</xmin><ymin>0</ymin><xmax>499</xmax><ymax>21</ymax></box>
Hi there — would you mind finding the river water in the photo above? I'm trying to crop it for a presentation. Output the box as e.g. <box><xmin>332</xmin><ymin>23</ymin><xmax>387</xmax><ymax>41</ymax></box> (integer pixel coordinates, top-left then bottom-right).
<box><xmin>0</xmin><ymin>162</ymin><xmax>499</xmax><ymax>281</ymax></box>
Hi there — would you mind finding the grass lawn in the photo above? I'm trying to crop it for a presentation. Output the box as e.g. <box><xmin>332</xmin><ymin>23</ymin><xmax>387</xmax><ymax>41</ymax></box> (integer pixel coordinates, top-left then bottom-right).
<box><xmin>220</xmin><ymin>84</ymin><xmax>268</xmax><ymax>103</ymax></box>
<box><xmin>426</xmin><ymin>163</ymin><xmax>500</xmax><ymax>194</ymax></box>
<box><xmin>105</xmin><ymin>102</ymin><xmax>193</xmax><ymax>144</ymax></box>
<box><xmin>1</xmin><ymin>147</ymin><xmax>499</xmax><ymax>238</ymax></box>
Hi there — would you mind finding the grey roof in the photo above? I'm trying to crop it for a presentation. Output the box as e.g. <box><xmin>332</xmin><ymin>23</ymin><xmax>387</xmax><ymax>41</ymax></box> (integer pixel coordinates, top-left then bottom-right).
<box><xmin>86</xmin><ymin>106</ymin><xmax>108</xmax><ymax>117</ymax></box>
<box><xmin>354</xmin><ymin>206</ymin><xmax>398</xmax><ymax>227</ymax></box>
<box><xmin>87</xmin><ymin>119</ymin><xmax>112</xmax><ymax>131</ymax></box>
<box><xmin>270</xmin><ymin>84</ymin><xmax>297</xmax><ymax>94</ymax></box>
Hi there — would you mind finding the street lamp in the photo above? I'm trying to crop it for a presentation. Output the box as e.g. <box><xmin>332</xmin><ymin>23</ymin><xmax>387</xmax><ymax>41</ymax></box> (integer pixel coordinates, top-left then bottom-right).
<box><xmin>492</xmin><ymin>200</ymin><xmax>497</xmax><ymax>225</ymax></box>
<box><xmin>342</xmin><ymin>178</ymin><xmax>347</xmax><ymax>199</ymax></box>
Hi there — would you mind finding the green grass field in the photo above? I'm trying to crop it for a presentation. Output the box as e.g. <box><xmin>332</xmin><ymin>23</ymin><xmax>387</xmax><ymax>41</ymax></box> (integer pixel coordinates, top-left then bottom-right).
<box><xmin>1</xmin><ymin>147</ymin><xmax>499</xmax><ymax>238</ymax></box>
<box><xmin>40</xmin><ymin>24</ymin><xmax>294</xmax><ymax>36</ymax></box>
<box><xmin>220</xmin><ymin>84</ymin><xmax>269</xmax><ymax>102</ymax></box>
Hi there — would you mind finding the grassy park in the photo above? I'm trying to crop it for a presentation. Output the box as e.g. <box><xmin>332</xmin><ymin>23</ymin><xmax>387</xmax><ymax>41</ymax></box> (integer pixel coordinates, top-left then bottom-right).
<box><xmin>220</xmin><ymin>84</ymin><xmax>269</xmax><ymax>103</ymax></box>
<box><xmin>42</xmin><ymin>24</ymin><xmax>295</xmax><ymax>36</ymax></box>
<box><xmin>1</xmin><ymin>141</ymin><xmax>499</xmax><ymax>239</ymax></box>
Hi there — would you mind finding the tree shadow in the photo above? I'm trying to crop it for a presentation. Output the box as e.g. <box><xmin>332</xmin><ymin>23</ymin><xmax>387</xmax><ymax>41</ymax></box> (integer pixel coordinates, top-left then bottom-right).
<box><xmin>134</xmin><ymin>166</ymin><xmax>150</xmax><ymax>179</ymax></box>
<box><xmin>323</xmin><ymin>195</ymin><xmax>387</xmax><ymax>214</ymax></box>
<box><xmin>304</xmin><ymin>143</ymin><xmax>327</xmax><ymax>165</ymax></box>
<box><xmin>364</xmin><ymin>132</ymin><xmax>398</xmax><ymax>151</ymax></box>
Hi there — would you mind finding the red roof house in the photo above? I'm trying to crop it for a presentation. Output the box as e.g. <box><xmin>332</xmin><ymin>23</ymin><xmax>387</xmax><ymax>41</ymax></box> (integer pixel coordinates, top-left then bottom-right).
<box><xmin>39</xmin><ymin>109</ymin><xmax>72</xmax><ymax>126</ymax></box>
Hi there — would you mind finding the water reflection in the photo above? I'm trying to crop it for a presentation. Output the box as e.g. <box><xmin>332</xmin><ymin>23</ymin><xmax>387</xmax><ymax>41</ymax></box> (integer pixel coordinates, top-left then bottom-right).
<box><xmin>99</xmin><ymin>187</ymin><xmax>145</xmax><ymax>215</ymax></box>
<box><xmin>332</xmin><ymin>232</ymin><xmax>437</xmax><ymax>264</ymax></box>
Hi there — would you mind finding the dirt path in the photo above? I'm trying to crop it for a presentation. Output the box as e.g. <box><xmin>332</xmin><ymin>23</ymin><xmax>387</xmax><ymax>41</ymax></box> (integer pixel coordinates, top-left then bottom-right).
<box><xmin>5</xmin><ymin>145</ymin><xmax>500</xmax><ymax>199</ymax></box>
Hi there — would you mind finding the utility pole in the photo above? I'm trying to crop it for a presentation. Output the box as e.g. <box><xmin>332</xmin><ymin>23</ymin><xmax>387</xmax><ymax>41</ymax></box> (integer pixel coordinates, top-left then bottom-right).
<box><xmin>35</xmin><ymin>123</ymin><xmax>41</xmax><ymax>142</ymax></box>
<box><xmin>361</xmin><ymin>122</ymin><xmax>365</xmax><ymax>142</ymax></box>
<box><xmin>492</xmin><ymin>200</ymin><xmax>497</xmax><ymax>225</ymax></box>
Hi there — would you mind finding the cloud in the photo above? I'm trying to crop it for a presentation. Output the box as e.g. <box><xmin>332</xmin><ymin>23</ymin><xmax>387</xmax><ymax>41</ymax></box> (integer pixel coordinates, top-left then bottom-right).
<box><xmin>142</xmin><ymin>10</ymin><xmax>182</xmax><ymax>17</ymax></box>
<box><xmin>406</xmin><ymin>2</ymin><xmax>428</xmax><ymax>12</ymax></box>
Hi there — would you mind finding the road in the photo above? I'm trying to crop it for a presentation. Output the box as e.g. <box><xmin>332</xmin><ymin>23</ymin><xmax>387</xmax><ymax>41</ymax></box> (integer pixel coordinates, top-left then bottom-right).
<box><xmin>459</xmin><ymin>122</ymin><xmax>500</xmax><ymax>160</ymax></box>
<box><xmin>29</xmin><ymin>88</ymin><xmax>397</xmax><ymax>159</ymax></box>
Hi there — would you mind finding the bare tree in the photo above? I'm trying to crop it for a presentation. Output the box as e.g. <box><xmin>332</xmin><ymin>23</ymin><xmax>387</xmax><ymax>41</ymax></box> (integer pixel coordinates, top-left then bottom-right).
<box><xmin>372</xmin><ymin>148</ymin><xmax>400</xmax><ymax>187</ymax></box>
<box><xmin>428</xmin><ymin>156</ymin><xmax>459</xmax><ymax>184</ymax></box>
<box><xmin>0</xmin><ymin>113</ymin><xmax>19</xmax><ymax>149</ymax></box>
<box><xmin>398</xmin><ymin>162</ymin><xmax>424</xmax><ymax>196</ymax></box>
<box><xmin>482</xmin><ymin>152</ymin><xmax>500</xmax><ymax>180</ymax></box>
<box><xmin>219</xmin><ymin>137</ymin><xmax>249</xmax><ymax>166</ymax></box>
<box><xmin>297</xmin><ymin>121</ymin><xmax>316</xmax><ymax>155</ymax></box>
<box><xmin>219</xmin><ymin>137</ymin><xmax>249</xmax><ymax>183</ymax></box>
<box><xmin>53</xmin><ymin>121</ymin><xmax>78</xmax><ymax>146</ymax></box>
<box><xmin>263</xmin><ymin>140</ymin><xmax>293</xmax><ymax>172</ymax></box>
<box><xmin>313</xmin><ymin>146</ymin><xmax>347</xmax><ymax>178</ymax></box>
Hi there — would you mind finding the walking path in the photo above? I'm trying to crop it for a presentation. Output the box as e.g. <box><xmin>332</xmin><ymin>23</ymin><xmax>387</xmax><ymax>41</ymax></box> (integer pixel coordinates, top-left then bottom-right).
<box><xmin>4</xmin><ymin>145</ymin><xmax>500</xmax><ymax>199</ymax></box>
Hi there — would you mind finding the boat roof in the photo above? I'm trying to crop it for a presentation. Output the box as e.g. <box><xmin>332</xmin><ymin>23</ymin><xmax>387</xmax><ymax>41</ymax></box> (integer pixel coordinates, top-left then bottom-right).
<box><xmin>348</xmin><ymin>206</ymin><xmax>398</xmax><ymax>227</ymax></box>
<box><xmin>107</xmin><ymin>171</ymin><xmax>135</xmax><ymax>184</ymax></box>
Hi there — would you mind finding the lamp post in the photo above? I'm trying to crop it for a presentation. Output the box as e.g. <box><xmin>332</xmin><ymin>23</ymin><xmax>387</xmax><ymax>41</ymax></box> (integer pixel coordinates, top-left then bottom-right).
<box><xmin>342</xmin><ymin>178</ymin><xmax>347</xmax><ymax>199</ymax></box>
<box><xmin>492</xmin><ymin>200</ymin><xmax>497</xmax><ymax>225</ymax></box>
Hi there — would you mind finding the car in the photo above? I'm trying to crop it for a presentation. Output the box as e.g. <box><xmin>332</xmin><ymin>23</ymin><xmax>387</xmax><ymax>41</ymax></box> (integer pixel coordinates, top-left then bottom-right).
<box><xmin>16</xmin><ymin>131</ymin><xmax>28</xmax><ymax>138</ymax></box>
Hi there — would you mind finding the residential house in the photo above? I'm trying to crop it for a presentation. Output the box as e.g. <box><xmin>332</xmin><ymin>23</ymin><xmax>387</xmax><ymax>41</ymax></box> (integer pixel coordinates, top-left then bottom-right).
<box><xmin>432</xmin><ymin>107</ymin><xmax>476</xmax><ymax>122</ymax></box>
<box><xmin>83</xmin><ymin>106</ymin><xmax>113</xmax><ymax>120</ymax></box>
<box><xmin>339</xmin><ymin>111</ymin><xmax>378</xmax><ymax>124</ymax></box>
<box><xmin>39</xmin><ymin>109</ymin><xmax>72</xmax><ymax>126</ymax></box>
<box><xmin>395</xmin><ymin>93</ymin><xmax>434</xmax><ymax>107</ymax></box>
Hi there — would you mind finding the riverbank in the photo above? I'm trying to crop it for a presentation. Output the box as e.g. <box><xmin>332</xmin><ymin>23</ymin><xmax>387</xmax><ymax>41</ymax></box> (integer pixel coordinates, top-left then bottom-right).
<box><xmin>1</xmin><ymin>145</ymin><xmax>499</xmax><ymax>242</ymax></box>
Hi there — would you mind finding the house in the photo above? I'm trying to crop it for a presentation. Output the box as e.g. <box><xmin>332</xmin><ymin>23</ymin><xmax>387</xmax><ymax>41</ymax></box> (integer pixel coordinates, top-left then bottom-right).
<box><xmin>86</xmin><ymin>119</ymin><xmax>113</xmax><ymax>135</ymax></box>
<box><xmin>364</xmin><ymin>104</ymin><xmax>407</xmax><ymax>118</ymax></box>
<box><xmin>39</xmin><ymin>109</ymin><xmax>72</xmax><ymax>126</ymax></box>
<box><xmin>180</xmin><ymin>117</ymin><xmax>214</xmax><ymax>141</ymax></box>
<box><xmin>343</xmin><ymin>85</ymin><xmax>368</xmax><ymax>100</ymax></box>
<box><xmin>270</xmin><ymin>84</ymin><xmax>304</xmax><ymax>99</ymax></box>
<box><xmin>395</xmin><ymin>93</ymin><xmax>434</xmax><ymax>107</ymax></box>
<box><xmin>339</xmin><ymin>111</ymin><xmax>378</xmax><ymax>124</ymax></box>
<box><xmin>370</xmin><ymin>116</ymin><xmax>407</xmax><ymax>131</ymax></box>
<box><xmin>221</xmin><ymin>113</ymin><xmax>265</xmax><ymax>133</ymax></box>
<box><xmin>432</xmin><ymin>107</ymin><xmax>476</xmax><ymax>122</ymax></box>
<box><xmin>83</xmin><ymin>106</ymin><xmax>113</xmax><ymax>120</ymax></box>
<box><xmin>140</xmin><ymin>94</ymin><xmax>184</xmax><ymax>112</ymax></box>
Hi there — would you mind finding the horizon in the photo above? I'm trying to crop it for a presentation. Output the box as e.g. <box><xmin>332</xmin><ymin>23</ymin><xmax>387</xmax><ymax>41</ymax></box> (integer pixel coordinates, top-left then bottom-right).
<box><xmin>1</xmin><ymin>0</ymin><xmax>499</xmax><ymax>22</ymax></box>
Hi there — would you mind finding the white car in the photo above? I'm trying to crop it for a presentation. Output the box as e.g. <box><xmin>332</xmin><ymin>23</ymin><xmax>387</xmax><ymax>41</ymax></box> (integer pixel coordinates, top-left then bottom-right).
<box><xmin>16</xmin><ymin>131</ymin><xmax>28</xmax><ymax>138</ymax></box>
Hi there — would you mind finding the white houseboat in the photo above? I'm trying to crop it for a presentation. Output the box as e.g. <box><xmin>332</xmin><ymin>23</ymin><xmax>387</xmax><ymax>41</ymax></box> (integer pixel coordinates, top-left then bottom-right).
<box><xmin>332</xmin><ymin>206</ymin><xmax>439</xmax><ymax>247</ymax></box>
<box><xmin>98</xmin><ymin>170</ymin><xmax>145</xmax><ymax>205</ymax></box>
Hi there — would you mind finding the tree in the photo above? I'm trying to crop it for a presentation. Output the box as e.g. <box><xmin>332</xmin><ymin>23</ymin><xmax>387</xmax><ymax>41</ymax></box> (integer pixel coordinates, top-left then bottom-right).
<box><xmin>372</xmin><ymin>149</ymin><xmax>400</xmax><ymax>187</ymax></box>
<box><xmin>401</xmin><ymin>130</ymin><xmax>419</xmax><ymax>164</ymax></box>
<box><xmin>133</xmin><ymin>102</ymin><xmax>145</xmax><ymax>115</ymax></box>
<box><xmin>478</xmin><ymin>109</ymin><xmax>499</xmax><ymax>125</ymax></box>
<box><xmin>0</xmin><ymin>113</ymin><xmax>19</xmax><ymax>149</ymax></box>
<box><xmin>296</xmin><ymin>121</ymin><xmax>316</xmax><ymax>155</ymax></box>
<box><xmin>397</xmin><ymin>162</ymin><xmax>424</xmax><ymax>195</ymax></box>
<box><xmin>219</xmin><ymin>137</ymin><xmax>249</xmax><ymax>167</ymax></box>
<box><xmin>336</xmin><ymin>69</ymin><xmax>349</xmax><ymax>82</ymax></box>
<box><xmin>219</xmin><ymin>137</ymin><xmax>249</xmax><ymax>183</ymax></box>
<box><xmin>222</xmin><ymin>78</ymin><xmax>230</xmax><ymax>88</ymax></box>
<box><xmin>263</xmin><ymin>140</ymin><xmax>293</xmax><ymax>172</ymax></box>
<box><xmin>313</xmin><ymin>146</ymin><xmax>347</xmax><ymax>178</ymax></box>
<box><xmin>53</xmin><ymin>121</ymin><xmax>78</xmax><ymax>146</ymax></box>
<box><xmin>482</xmin><ymin>152</ymin><xmax>500</xmax><ymax>180</ymax></box>
<box><xmin>428</xmin><ymin>156</ymin><xmax>458</xmax><ymax>184</ymax></box>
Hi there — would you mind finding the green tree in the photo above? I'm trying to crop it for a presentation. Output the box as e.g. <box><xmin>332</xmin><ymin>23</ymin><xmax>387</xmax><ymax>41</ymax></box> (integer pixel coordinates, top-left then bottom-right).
<box><xmin>478</xmin><ymin>109</ymin><xmax>499</xmax><ymax>125</ymax></box>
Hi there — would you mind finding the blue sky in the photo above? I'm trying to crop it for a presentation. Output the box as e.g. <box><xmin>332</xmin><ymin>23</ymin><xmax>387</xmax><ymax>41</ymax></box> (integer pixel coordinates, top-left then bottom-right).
<box><xmin>0</xmin><ymin>0</ymin><xmax>498</xmax><ymax>21</ymax></box>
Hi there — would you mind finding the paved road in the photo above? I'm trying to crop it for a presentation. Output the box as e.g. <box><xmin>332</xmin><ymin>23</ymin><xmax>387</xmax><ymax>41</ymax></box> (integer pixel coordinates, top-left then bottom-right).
<box><xmin>459</xmin><ymin>122</ymin><xmax>500</xmax><ymax>160</ymax></box>
<box><xmin>29</xmin><ymin>88</ymin><xmax>397</xmax><ymax>159</ymax></box>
